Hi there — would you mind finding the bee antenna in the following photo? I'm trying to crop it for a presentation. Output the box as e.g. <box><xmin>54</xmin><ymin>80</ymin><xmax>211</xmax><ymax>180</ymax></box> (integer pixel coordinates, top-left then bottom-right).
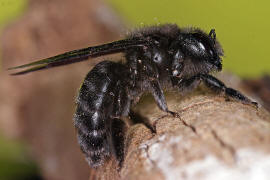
<box><xmin>209</xmin><ymin>29</ymin><xmax>216</xmax><ymax>42</ymax></box>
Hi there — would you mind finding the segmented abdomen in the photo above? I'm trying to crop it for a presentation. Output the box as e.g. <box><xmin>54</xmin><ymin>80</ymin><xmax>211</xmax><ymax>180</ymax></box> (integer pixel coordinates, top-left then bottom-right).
<box><xmin>74</xmin><ymin>61</ymin><xmax>129</xmax><ymax>167</ymax></box>
<box><xmin>74</xmin><ymin>61</ymin><xmax>117</xmax><ymax>167</ymax></box>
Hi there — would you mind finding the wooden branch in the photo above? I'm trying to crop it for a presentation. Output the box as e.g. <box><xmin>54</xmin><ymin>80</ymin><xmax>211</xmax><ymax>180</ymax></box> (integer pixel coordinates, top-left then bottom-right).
<box><xmin>91</xmin><ymin>77</ymin><xmax>270</xmax><ymax>180</ymax></box>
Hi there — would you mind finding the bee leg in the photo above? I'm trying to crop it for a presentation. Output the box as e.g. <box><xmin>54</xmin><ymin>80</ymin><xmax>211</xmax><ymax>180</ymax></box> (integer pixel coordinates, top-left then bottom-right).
<box><xmin>109</xmin><ymin>82</ymin><xmax>131</xmax><ymax>166</ymax></box>
<box><xmin>110</xmin><ymin>118</ymin><xmax>127</xmax><ymax>168</ymax></box>
<box><xmin>129</xmin><ymin>110</ymin><xmax>156</xmax><ymax>133</ymax></box>
<box><xmin>174</xmin><ymin>75</ymin><xmax>201</xmax><ymax>95</ymax></box>
<box><xmin>149</xmin><ymin>80</ymin><xmax>176</xmax><ymax>116</ymax></box>
<box><xmin>200</xmin><ymin>74</ymin><xmax>258</xmax><ymax>107</ymax></box>
<box><xmin>176</xmin><ymin>74</ymin><xmax>257</xmax><ymax>107</ymax></box>
<box><xmin>112</xmin><ymin>81</ymin><xmax>131</xmax><ymax>118</ymax></box>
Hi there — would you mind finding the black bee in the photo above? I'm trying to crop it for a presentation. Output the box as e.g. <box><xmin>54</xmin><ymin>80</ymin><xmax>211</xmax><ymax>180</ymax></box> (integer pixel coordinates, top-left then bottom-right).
<box><xmin>9</xmin><ymin>24</ymin><xmax>257</xmax><ymax>168</ymax></box>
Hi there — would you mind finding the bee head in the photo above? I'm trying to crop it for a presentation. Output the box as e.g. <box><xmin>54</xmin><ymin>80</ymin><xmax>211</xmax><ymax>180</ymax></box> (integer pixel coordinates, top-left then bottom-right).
<box><xmin>170</xmin><ymin>28</ymin><xmax>224</xmax><ymax>78</ymax></box>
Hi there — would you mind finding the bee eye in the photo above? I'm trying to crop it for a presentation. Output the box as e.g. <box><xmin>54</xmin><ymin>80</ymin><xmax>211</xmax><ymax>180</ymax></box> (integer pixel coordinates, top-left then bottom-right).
<box><xmin>198</xmin><ymin>42</ymin><xmax>206</xmax><ymax>51</ymax></box>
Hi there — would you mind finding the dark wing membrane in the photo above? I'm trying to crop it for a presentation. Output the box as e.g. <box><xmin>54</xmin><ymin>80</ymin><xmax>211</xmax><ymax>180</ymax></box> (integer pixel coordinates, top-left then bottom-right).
<box><xmin>9</xmin><ymin>38</ymin><xmax>148</xmax><ymax>75</ymax></box>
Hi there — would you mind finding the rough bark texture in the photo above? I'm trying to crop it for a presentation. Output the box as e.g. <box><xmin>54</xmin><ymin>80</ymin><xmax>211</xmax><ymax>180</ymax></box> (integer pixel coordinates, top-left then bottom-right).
<box><xmin>0</xmin><ymin>0</ymin><xmax>124</xmax><ymax>179</ymax></box>
<box><xmin>91</xmin><ymin>75</ymin><xmax>270</xmax><ymax>180</ymax></box>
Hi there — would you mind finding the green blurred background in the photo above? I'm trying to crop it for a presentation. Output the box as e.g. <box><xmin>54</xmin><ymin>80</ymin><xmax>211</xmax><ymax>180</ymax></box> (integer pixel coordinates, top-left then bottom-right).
<box><xmin>107</xmin><ymin>0</ymin><xmax>270</xmax><ymax>77</ymax></box>
<box><xmin>1</xmin><ymin>0</ymin><xmax>270</xmax><ymax>77</ymax></box>
<box><xmin>0</xmin><ymin>0</ymin><xmax>269</xmax><ymax>179</ymax></box>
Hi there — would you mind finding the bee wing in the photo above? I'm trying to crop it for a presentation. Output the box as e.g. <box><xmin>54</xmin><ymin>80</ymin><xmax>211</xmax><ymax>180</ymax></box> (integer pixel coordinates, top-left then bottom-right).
<box><xmin>8</xmin><ymin>38</ymin><xmax>148</xmax><ymax>75</ymax></box>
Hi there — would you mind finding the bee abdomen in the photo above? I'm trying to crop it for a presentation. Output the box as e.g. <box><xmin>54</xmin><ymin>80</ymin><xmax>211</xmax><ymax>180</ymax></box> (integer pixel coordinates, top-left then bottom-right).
<box><xmin>74</xmin><ymin>61</ymin><xmax>124</xmax><ymax>167</ymax></box>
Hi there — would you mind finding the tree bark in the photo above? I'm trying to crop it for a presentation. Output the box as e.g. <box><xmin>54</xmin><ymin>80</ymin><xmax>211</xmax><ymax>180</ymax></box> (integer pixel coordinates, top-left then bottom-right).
<box><xmin>91</xmin><ymin>75</ymin><xmax>270</xmax><ymax>180</ymax></box>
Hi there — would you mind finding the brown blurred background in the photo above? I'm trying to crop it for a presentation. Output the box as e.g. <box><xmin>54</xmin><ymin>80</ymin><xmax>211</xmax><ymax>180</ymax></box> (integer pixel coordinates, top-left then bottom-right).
<box><xmin>0</xmin><ymin>0</ymin><xmax>124</xmax><ymax>179</ymax></box>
